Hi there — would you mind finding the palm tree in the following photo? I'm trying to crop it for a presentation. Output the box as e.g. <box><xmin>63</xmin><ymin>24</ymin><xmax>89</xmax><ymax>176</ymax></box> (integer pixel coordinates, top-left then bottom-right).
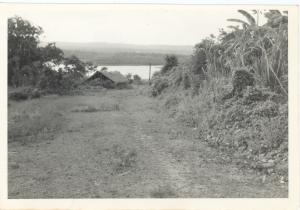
<box><xmin>227</xmin><ymin>10</ymin><xmax>257</xmax><ymax>29</ymax></box>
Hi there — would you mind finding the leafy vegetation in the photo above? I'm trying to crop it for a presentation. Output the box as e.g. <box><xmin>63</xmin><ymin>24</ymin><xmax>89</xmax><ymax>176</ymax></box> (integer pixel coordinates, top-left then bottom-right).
<box><xmin>8</xmin><ymin>16</ymin><xmax>90</xmax><ymax>96</ymax></box>
<box><xmin>161</xmin><ymin>55</ymin><xmax>178</xmax><ymax>74</ymax></box>
<box><xmin>151</xmin><ymin>10</ymin><xmax>288</xmax><ymax>181</ymax></box>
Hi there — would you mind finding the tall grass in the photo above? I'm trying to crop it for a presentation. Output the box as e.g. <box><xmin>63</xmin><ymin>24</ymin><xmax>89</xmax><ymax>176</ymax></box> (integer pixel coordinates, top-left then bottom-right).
<box><xmin>8</xmin><ymin>99</ymin><xmax>65</xmax><ymax>144</ymax></box>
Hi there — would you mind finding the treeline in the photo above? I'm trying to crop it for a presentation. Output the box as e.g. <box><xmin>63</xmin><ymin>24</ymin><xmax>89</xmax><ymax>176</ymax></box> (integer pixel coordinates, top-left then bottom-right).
<box><xmin>8</xmin><ymin>16</ymin><xmax>92</xmax><ymax>95</ymax></box>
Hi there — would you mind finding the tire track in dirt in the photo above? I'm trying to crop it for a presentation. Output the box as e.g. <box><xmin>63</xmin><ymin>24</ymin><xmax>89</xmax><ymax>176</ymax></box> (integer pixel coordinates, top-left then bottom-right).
<box><xmin>121</xmin><ymin>93</ymin><xmax>197</xmax><ymax>197</ymax></box>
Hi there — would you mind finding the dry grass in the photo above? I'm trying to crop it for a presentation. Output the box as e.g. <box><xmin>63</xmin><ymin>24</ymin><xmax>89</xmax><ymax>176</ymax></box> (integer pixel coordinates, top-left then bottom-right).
<box><xmin>150</xmin><ymin>185</ymin><xmax>177</xmax><ymax>198</ymax></box>
<box><xmin>111</xmin><ymin>145</ymin><xmax>138</xmax><ymax>174</ymax></box>
<box><xmin>71</xmin><ymin>103</ymin><xmax>120</xmax><ymax>113</ymax></box>
<box><xmin>8</xmin><ymin>99</ymin><xmax>65</xmax><ymax>144</ymax></box>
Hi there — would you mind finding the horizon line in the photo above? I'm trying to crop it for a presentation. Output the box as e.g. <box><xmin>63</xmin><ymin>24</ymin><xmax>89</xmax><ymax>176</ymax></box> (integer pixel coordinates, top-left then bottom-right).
<box><xmin>40</xmin><ymin>40</ymin><xmax>196</xmax><ymax>47</ymax></box>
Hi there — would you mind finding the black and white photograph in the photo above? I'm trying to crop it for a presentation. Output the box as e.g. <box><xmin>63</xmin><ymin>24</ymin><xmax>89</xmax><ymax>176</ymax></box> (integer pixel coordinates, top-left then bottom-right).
<box><xmin>0</xmin><ymin>2</ymin><xmax>299</xmax><ymax>208</ymax></box>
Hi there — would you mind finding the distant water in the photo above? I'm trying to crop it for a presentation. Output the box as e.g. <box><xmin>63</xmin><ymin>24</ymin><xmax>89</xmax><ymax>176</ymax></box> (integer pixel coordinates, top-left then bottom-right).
<box><xmin>87</xmin><ymin>65</ymin><xmax>162</xmax><ymax>80</ymax></box>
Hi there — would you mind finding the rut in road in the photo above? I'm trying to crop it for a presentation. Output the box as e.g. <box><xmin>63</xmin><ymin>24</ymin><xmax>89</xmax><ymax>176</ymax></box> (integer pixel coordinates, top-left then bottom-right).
<box><xmin>126</xmin><ymin>107</ymin><xmax>195</xmax><ymax>197</ymax></box>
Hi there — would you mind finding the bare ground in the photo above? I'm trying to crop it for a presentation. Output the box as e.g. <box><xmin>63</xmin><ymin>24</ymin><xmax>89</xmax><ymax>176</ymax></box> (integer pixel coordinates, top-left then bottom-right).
<box><xmin>8</xmin><ymin>88</ymin><xmax>288</xmax><ymax>198</ymax></box>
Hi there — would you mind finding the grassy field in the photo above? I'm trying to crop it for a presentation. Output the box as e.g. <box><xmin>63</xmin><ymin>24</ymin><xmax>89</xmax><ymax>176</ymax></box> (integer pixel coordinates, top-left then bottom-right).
<box><xmin>8</xmin><ymin>87</ymin><xmax>287</xmax><ymax>198</ymax></box>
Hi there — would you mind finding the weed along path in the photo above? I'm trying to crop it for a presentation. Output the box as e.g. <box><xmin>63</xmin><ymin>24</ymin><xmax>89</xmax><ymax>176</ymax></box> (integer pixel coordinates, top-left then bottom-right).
<box><xmin>8</xmin><ymin>88</ymin><xmax>287</xmax><ymax>198</ymax></box>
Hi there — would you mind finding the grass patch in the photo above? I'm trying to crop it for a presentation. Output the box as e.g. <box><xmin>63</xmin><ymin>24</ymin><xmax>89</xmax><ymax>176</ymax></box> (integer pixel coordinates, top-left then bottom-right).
<box><xmin>111</xmin><ymin>145</ymin><xmax>138</xmax><ymax>174</ymax></box>
<box><xmin>71</xmin><ymin>103</ymin><xmax>120</xmax><ymax>113</ymax></box>
<box><xmin>150</xmin><ymin>185</ymin><xmax>177</xmax><ymax>198</ymax></box>
<box><xmin>8</xmin><ymin>100</ymin><xmax>65</xmax><ymax>144</ymax></box>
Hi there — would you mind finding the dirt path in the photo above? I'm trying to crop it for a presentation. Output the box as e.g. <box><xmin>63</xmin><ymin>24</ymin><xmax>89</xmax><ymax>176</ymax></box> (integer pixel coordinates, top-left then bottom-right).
<box><xmin>8</xmin><ymin>88</ymin><xmax>287</xmax><ymax>198</ymax></box>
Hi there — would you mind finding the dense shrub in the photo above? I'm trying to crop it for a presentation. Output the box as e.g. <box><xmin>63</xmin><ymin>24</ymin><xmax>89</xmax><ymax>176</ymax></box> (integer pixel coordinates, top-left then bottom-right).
<box><xmin>38</xmin><ymin>68</ymin><xmax>78</xmax><ymax>95</ymax></box>
<box><xmin>133</xmin><ymin>74</ymin><xmax>142</xmax><ymax>84</ymax></box>
<box><xmin>151</xmin><ymin>78</ymin><xmax>169</xmax><ymax>97</ymax></box>
<box><xmin>9</xmin><ymin>87</ymin><xmax>42</xmax><ymax>101</ymax></box>
<box><xmin>163</xmin><ymin>78</ymin><xmax>288</xmax><ymax>177</ymax></box>
<box><xmin>161</xmin><ymin>55</ymin><xmax>178</xmax><ymax>74</ymax></box>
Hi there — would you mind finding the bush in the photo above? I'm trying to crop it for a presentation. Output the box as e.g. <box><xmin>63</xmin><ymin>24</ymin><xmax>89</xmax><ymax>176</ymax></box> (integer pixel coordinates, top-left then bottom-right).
<box><xmin>133</xmin><ymin>74</ymin><xmax>142</xmax><ymax>84</ymax></box>
<box><xmin>9</xmin><ymin>87</ymin><xmax>42</xmax><ymax>101</ymax></box>
<box><xmin>161</xmin><ymin>55</ymin><xmax>178</xmax><ymax>74</ymax></box>
<box><xmin>232</xmin><ymin>69</ymin><xmax>255</xmax><ymax>96</ymax></box>
<box><xmin>38</xmin><ymin>68</ymin><xmax>78</xmax><ymax>95</ymax></box>
<box><xmin>151</xmin><ymin>78</ymin><xmax>169</xmax><ymax>97</ymax></box>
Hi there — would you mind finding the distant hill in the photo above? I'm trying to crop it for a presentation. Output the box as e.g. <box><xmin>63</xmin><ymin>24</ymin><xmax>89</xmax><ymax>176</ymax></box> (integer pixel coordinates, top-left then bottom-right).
<box><xmin>52</xmin><ymin>42</ymin><xmax>193</xmax><ymax>65</ymax></box>
<box><xmin>55</xmin><ymin>42</ymin><xmax>194</xmax><ymax>55</ymax></box>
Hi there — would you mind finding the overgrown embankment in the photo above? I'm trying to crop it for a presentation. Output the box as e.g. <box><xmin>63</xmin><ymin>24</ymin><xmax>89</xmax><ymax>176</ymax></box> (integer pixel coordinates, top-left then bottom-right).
<box><xmin>150</xmin><ymin>10</ymin><xmax>288</xmax><ymax>183</ymax></box>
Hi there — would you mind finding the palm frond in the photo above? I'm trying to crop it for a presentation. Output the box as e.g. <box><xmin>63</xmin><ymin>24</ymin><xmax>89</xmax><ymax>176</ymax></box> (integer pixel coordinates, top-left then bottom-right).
<box><xmin>227</xmin><ymin>25</ymin><xmax>240</xmax><ymax>31</ymax></box>
<box><xmin>227</xmin><ymin>19</ymin><xmax>250</xmax><ymax>27</ymax></box>
<box><xmin>270</xmin><ymin>10</ymin><xmax>282</xmax><ymax>15</ymax></box>
<box><xmin>238</xmin><ymin>10</ymin><xmax>256</xmax><ymax>26</ymax></box>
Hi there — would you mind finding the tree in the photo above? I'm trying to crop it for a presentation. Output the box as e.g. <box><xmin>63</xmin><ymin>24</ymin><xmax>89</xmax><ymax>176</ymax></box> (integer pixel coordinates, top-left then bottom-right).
<box><xmin>133</xmin><ymin>74</ymin><xmax>142</xmax><ymax>84</ymax></box>
<box><xmin>8</xmin><ymin>16</ymin><xmax>43</xmax><ymax>86</ymax></box>
<box><xmin>126</xmin><ymin>73</ymin><xmax>132</xmax><ymax>80</ymax></box>
<box><xmin>191</xmin><ymin>38</ymin><xmax>215</xmax><ymax>76</ymax></box>
<box><xmin>40</xmin><ymin>43</ymin><xmax>64</xmax><ymax>63</ymax></box>
<box><xmin>161</xmin><ymin>55</ymin><xmax>178</xmax><ymax>74</ymax></box>
<box><xmin>64</xmin><ymin>55</ymin><xmax>86</xmax><ymax>77</ymax></box>
<box><xmin>227</xmin><ymin>10</ymin><xmax>257</xmax><ymax>29</ymax></box>
<box><xmin>101</xmin><ymin>67</ymin><xmax>108</xmax><ymax>72</ymax></box>
<box><xmin>224</xmin><ymin>10</ymin><xmax>288</xmax><ymax>94</ymax></box>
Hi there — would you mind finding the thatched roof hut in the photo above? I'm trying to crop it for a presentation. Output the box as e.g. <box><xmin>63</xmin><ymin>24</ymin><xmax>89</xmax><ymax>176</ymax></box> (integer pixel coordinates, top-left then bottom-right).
<box><xmin>87</xmin><ymin>71</ymin><xmax>128</xmax><ymax>84</ymax></box>
<box><xmin>86</xmin><ymin>71</ymin><xmax>129</xmax><ymax>89</ymax></box>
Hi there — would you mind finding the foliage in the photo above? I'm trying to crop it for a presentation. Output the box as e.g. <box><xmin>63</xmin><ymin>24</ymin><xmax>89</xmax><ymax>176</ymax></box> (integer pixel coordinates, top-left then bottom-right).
<box><xmin>161</xmin><ymin>55</ymin><xmax>178</xmax><ymax>74</ymax></box>
<box><xmin>101</xmin><ymin>67</ymin><xmax>108</xmax><ymax>71</ymax></box>
<box><xmin>221</xmin><ymin>10</ymin><xmax>288</xmax><ymax>94</ymax></box>
<box><xmin>8</xmin><ymin>16</ymin><xmax>43</xmax><ymax>87</ymax></box>
<box><xmin>126</xmin><ymin>73</ymin><xmax>133</xmax><ymax>84</ymax></box>
<box><xmin>151</xmin><ymin>77</ymin><xmax>169</xmax><ymax>97</ymax></box>
<box><xmin>133</xmin><ymin>74</ymin><xmax>142</xmax><ymax>84</ymax></box>
<box><xmin>38</xmin><ymin>67</ymin><xmax>79</xmax><ymax>95</ymax></box>
<box><xmin>126</xmin><ymin>73</ymin><xmax>132</xmax><ymax>80</ymax></box>
<box><xmin>40</xmin><ymin>43</ymin><xmax>64</xmax><ymax>63</ymax></box>
<box><xmin>152</xmin><ymin>9</ymin><xmax>288</xmax><ymax>179</ymax></box>
<box><xmin>8</xmin><ymin>16</ymin><xmax>88</xmax><ymax>96</ymax></box>
<box><xmin>184</xmin><ymin>10</ymin><xmax>288</xmax><ymax>95</ymax></box>
<box><xmin>227</xmin><ymin>10</ymin><xmax>257</xmax><ymax>29</ymax></box>
<box><xmin>64</xmin><ymin>55</ymin><xmax>86</xmax><ymax>77</ymax></box>
<box><xmin>8</xmin><ymin>87</ymin><xmax>41</xmax><ymax>101</ymax></box>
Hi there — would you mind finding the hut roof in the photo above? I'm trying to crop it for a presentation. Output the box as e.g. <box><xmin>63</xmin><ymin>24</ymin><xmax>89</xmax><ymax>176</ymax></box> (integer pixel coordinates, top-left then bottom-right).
<box><xmin>88</xmin><ymin>71</ymin><xmax>128</xmax><ymax>83</ymax></box>
<box><xmin>101</xmin><ymin>71</ymin><xmax>128</xmax><ymax>83</ymax></box>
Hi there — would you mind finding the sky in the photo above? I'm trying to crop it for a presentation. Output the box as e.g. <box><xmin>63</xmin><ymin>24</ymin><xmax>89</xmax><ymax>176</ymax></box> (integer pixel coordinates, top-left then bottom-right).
<box><xmin>7</xmin><ymin>4</ymin><xmax>270</xmax><ymax>46</ymax></box>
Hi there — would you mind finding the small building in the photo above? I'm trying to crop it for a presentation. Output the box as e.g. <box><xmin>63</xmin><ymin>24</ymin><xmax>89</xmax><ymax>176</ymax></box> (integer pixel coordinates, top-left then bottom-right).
<box><xmin>86</xmin><ymin>70</ymin><xmax>129</xmax><ymax>88</ymax></box>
